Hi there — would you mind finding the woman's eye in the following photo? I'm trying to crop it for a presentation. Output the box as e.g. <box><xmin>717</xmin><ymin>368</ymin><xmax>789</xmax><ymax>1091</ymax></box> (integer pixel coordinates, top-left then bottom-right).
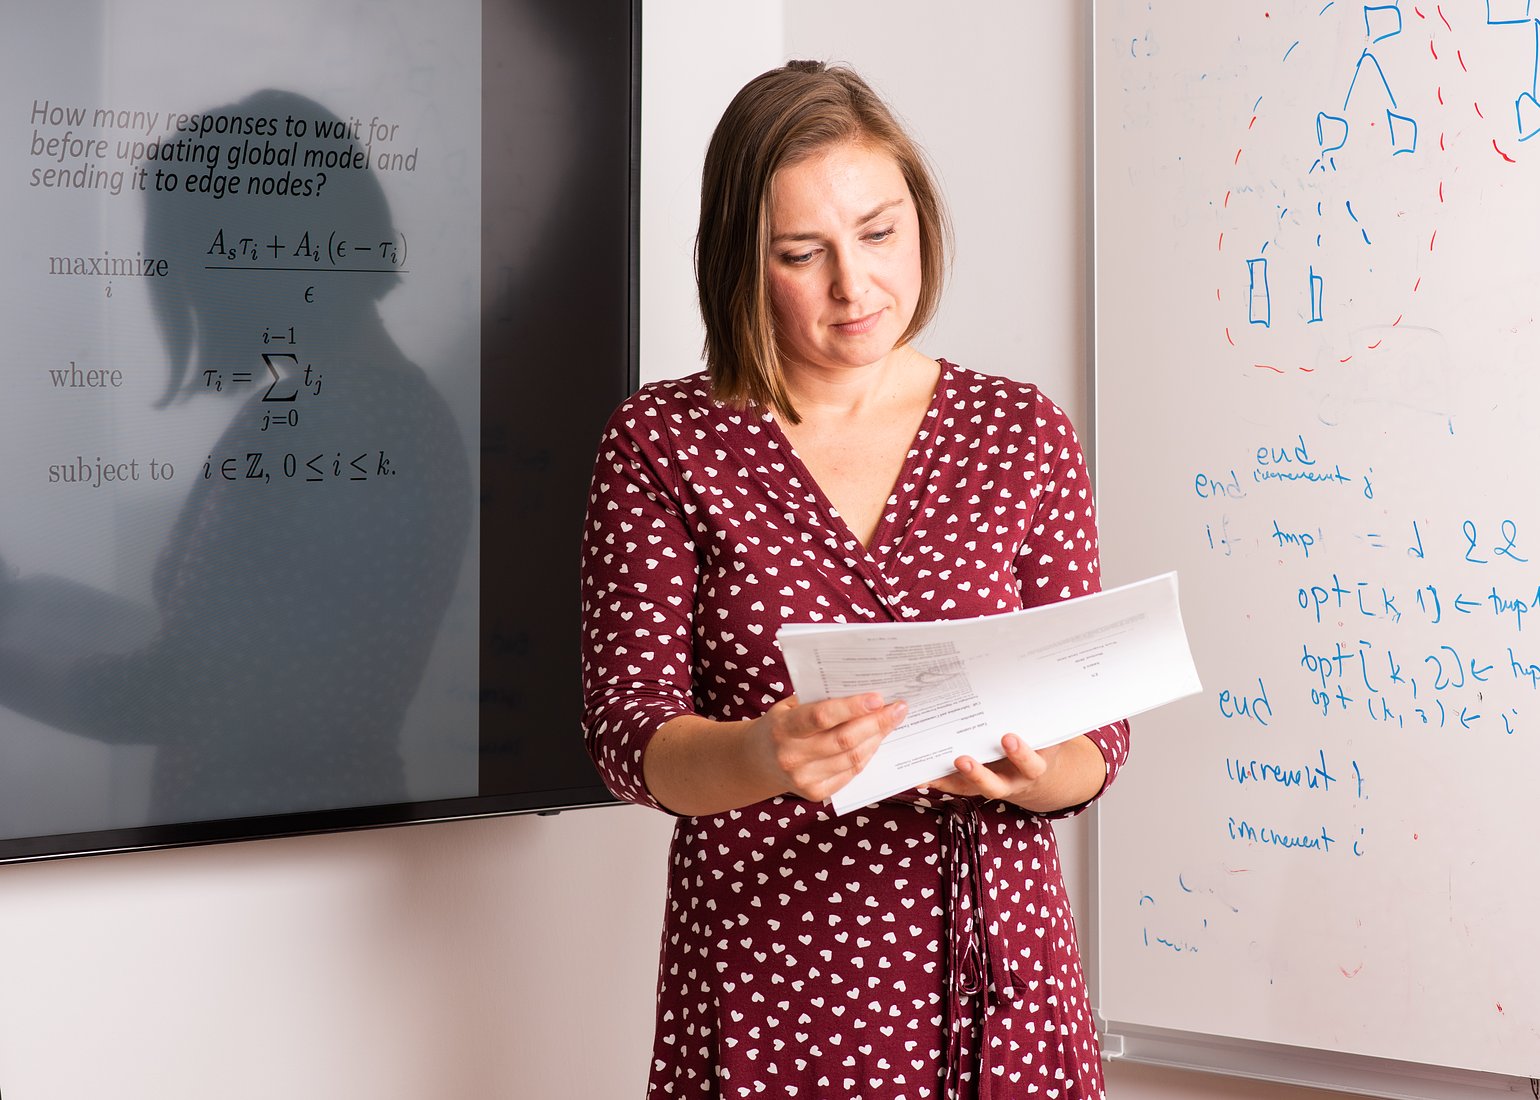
<box><xmin>867</xmin><ymin>227</ymin><xmax>894</xmax><ymax>243</ymax></box>
<box><xmin>781</xmin><ymin>250</ymin><xmax>816</xmax><ymax>266</ymax></box>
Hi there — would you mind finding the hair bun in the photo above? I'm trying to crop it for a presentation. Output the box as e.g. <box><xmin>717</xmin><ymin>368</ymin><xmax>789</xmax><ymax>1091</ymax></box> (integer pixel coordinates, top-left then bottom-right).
<box><xmin>784</xmin><ymin>59</ymin><xmax>826</xmax><ymax>74</ymax></box>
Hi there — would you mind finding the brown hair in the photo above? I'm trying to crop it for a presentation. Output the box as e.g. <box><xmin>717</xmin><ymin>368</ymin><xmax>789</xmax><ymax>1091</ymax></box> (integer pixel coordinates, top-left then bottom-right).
<box><xmin>696</xmin><ymin>61</ymin><xmax>951</xmax><ymax>422</ymax></box>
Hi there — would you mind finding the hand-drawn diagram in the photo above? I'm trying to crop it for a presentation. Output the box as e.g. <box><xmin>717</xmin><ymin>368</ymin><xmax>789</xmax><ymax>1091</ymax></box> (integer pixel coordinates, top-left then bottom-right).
<box><xmin>1220</xmin><ymin>2</ymin><xmax>1534</xmax><ymax>374</ymax></box>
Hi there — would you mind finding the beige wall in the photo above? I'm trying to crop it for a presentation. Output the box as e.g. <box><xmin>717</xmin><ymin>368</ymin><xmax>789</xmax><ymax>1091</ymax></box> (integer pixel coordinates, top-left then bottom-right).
<box><xmin>0</xmin><ymin>3</ymin><xmax>1394</xmax><ymax>1097</ymax></box>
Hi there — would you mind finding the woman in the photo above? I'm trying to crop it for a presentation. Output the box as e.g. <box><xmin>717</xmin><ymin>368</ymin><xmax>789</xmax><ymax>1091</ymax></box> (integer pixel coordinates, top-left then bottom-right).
<box><xmin>581</xmin><ymin>61</ymin><xmax>1129</xmax><ymax>1098</ymax></box>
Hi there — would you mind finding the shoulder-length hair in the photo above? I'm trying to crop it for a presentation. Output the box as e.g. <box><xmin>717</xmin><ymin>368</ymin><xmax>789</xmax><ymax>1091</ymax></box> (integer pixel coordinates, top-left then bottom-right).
<box><xmin>696</xmin><ymin>61</ymin><xmax>952</xmax><ymax>423</ymax></box>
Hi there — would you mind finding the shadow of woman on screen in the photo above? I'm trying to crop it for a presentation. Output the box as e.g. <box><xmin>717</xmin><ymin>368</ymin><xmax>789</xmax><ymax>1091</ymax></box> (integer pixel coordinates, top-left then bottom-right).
<box><xmin>0</xmin><ymin>89</ymin><xmax>472</xmax><ymax>825</ymax></box>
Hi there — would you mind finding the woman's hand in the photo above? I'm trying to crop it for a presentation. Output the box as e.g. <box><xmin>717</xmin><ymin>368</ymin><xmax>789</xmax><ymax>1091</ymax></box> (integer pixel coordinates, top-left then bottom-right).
<box><xmin>924</xmin><ymin>733</ymin><xmax>1107</xmax><ymax>814</ymax></box>
<box><xmin>642</xmin><ymin>693</ymin><xmax>908</xmax><ymax>817</ymax></box>
<box><xmin>746</xmin><ymin>693</ymin><xmax>909</xmax><ymax>804</ymax></box>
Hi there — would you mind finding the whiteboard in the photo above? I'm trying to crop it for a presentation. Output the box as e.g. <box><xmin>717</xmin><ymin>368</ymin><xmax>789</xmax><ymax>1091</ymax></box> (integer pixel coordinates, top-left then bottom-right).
<box><xmin>1091</xmin><ymin>0</ymin><xmax>1540</xmax><ymax>1092</ymax></box>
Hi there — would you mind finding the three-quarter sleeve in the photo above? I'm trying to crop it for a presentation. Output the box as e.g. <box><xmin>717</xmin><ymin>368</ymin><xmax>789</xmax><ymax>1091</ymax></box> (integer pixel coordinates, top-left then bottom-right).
<box><xmin>580</xmin><ymin>398</ymin><xmax>701</xmax><ymax>810</ymax></box>
<box><xmin>1014</xmin><ymin>390</ymin><xmax>1131</xmax><ymax>811</ymax></box>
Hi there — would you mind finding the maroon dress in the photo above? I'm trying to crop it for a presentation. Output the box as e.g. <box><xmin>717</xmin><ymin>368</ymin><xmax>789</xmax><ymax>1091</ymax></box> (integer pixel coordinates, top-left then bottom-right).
<box><xmin>581</xmin><ymin>360</ymin><xmax>1130</xmax><ymax>1099</ymax></box>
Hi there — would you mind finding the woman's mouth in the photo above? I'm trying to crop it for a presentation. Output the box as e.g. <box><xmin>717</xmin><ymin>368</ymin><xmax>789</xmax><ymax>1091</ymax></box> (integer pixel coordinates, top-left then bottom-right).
<box><xmin>831</xmin><ymin>309</ymin><xmax>884</xmax><ymax>336</ymax></box>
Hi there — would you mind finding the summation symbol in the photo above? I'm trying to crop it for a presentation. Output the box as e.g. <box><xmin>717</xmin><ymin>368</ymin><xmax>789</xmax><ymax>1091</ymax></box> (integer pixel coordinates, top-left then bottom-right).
<box><xmin>255</xmin><ymin>328</ymin><xmax>323</xmax><ymax>431</ymax></box>
<box><xmin>261</xmin><ymin>353</ymin><xmax>300</xmax><ymax>402</ymax></box>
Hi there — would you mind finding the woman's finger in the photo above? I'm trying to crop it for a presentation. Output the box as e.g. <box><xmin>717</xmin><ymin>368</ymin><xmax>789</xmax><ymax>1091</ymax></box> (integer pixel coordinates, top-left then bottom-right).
<box><xmin>759</xmin><ymin>694</ymin><xmax>906</xmax><ymax>798</ymax></box>
<box><xmin>999</xmin><ymin>734</ymin><xmax>1048</xmax><ymax>783</ymax></box>
<box><xmin>924</xmin><ymin>736</ymin><xmax>1047</xmax><ymax>801</ymax></box>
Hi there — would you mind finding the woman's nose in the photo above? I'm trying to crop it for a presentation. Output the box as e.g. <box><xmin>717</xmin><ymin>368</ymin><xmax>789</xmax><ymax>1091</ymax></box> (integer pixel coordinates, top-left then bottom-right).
<box><xmin>830</xmin><ymin>249</ymin><xmax>868</xmax><ymax>302</ymax></box>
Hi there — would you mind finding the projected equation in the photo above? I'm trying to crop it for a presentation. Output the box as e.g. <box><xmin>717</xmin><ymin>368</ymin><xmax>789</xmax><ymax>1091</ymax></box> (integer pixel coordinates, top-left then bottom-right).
<box><xmin>203</xmin><ymin>228</ymin><xmax>408</xmax><ymax>272</ymax></box>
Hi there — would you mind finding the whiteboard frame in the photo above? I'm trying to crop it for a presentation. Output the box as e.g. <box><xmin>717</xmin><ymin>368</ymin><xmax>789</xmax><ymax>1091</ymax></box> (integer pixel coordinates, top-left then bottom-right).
<box><xmin>1094</xmin><ymin>1019</ymin><xmax>1533</xmax><ymax>1100</ymax></box>
<box><xmin>1082</xmin><ymin>2</ymin><xmax>1536</xmax><ymax>1096</ymax></box>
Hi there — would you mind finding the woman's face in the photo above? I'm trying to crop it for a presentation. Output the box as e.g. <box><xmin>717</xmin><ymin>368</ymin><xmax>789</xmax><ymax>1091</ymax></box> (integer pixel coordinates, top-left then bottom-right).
<box><xmin>765</xmin><ymin>140</ymin><xmax>923</xmax><ymax>379</ymax></box>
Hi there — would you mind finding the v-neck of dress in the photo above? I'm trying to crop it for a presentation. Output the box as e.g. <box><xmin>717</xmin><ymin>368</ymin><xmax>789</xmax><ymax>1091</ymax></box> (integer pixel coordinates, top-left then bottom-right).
<box><xmin>765</xmin><ymin>359</ymin><xmax>952</xmax><ymax>590</ymax></box>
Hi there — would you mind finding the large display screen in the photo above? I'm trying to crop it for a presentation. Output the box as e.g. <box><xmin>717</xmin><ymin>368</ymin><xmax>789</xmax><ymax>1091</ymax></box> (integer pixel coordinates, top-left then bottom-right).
<box><xmin>0</xmin><ymin>0</ymin><xmax>635</xmax><ymax>862</ymax></box>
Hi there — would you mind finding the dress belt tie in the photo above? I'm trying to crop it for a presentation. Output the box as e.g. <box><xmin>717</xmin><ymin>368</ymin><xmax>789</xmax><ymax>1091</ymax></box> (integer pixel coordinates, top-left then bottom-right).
<box><xmin>939</xmin><ymin>800</ymin><xmax>1026</xmax><ymax>1099</ymax></box>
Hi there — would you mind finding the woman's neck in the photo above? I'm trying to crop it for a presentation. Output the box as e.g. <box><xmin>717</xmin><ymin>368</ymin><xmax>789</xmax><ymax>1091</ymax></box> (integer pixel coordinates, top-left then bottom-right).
<box><xmin>781</xmin><ymin>344</ymin><xmax>938</xmax><ymax>425</ymax></box>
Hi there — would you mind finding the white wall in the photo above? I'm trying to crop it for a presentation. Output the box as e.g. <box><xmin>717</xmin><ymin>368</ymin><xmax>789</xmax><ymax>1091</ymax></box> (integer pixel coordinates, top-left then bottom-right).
<box><xmin>0</xmin><ymin>4</ymin><xmax>1396</xmax><ymax>1098</ymax></box>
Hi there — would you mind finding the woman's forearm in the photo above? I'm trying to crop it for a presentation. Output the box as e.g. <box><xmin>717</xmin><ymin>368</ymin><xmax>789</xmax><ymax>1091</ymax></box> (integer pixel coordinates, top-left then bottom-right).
<box><xmin>641</xmin><ymin>713</ymin><xmax>781</xmax><ymax>817</ymax></box>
